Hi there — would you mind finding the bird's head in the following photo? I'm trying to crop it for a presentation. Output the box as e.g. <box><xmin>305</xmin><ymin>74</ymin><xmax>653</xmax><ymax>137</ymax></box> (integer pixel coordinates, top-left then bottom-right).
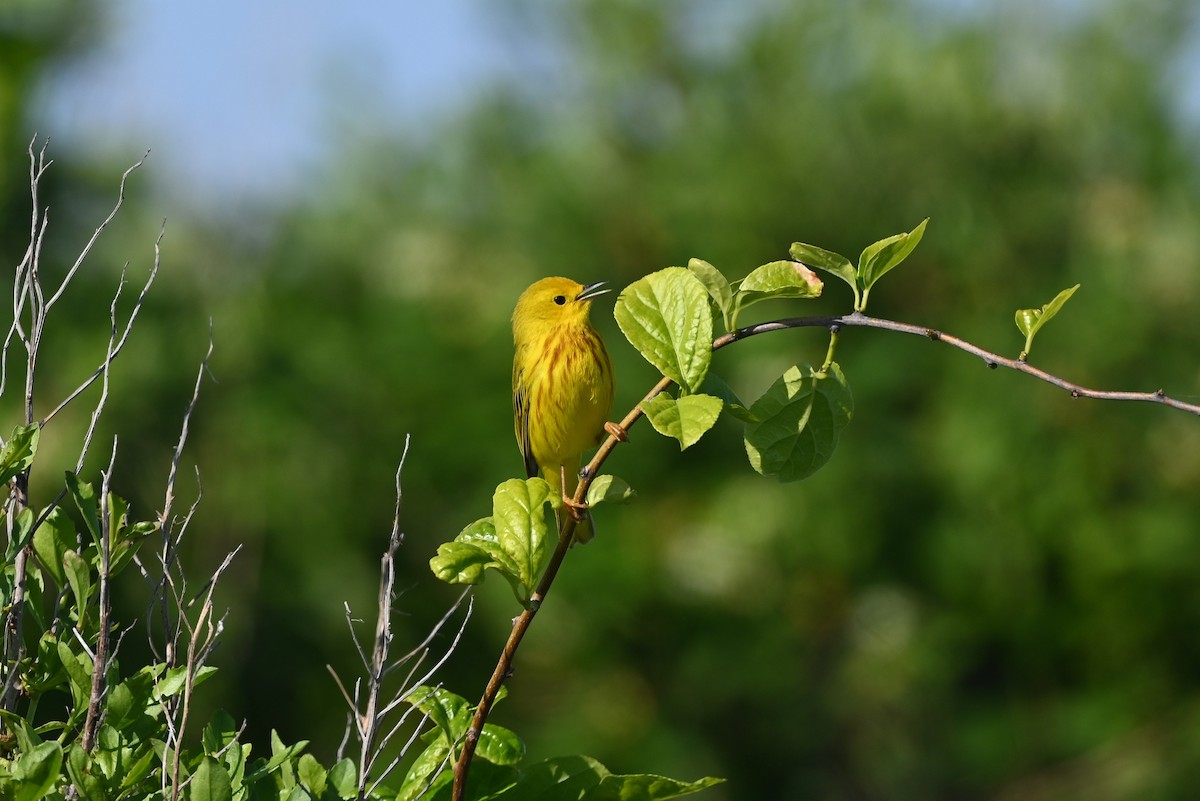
<box><xmin>512</xmin><ymin>277</ymin><xmax>610</xmax><ymax>335</ymax></box>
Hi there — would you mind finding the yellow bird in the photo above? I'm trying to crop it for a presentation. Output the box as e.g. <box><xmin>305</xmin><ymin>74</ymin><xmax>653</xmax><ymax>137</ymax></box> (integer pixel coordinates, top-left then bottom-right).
<box><xmin>512</xmin><ymin>277</ymin><xmax>621</xmax><ymax>543</ymax></box>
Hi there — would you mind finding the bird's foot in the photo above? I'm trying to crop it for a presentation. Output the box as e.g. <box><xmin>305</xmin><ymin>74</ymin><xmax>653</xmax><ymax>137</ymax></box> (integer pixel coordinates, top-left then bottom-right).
<box><xmin>559</xmin><ymin>464</ymin><xmax>590</xmax><ymax>520</ymax></box>
<box><xmin>604</xmin><ymin>421</ymin><xmax>628</xmax><ymax>442</ymax></box>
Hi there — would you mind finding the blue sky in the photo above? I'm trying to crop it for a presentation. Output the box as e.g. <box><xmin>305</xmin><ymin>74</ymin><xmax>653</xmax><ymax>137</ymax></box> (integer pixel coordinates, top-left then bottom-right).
<box><xmin>31</xmin><ymin>0</ymin><xmax>1200</xmax><ymax>210</ymax></box>
<box><xmin>34</xmin><ymin>0</ymin><xmax>522</xmax><ymax>204</ymax></box>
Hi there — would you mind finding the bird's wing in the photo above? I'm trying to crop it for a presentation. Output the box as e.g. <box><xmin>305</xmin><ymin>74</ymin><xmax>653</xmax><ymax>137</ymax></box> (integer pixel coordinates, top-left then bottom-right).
<box><xmin>513</xmin><ymin>369</ymin><xmax>539</xmax><ymax>478</ymax></box>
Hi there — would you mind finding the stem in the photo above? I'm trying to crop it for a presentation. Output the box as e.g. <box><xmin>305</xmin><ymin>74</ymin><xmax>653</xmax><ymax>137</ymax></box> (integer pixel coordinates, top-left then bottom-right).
<box><xmin>452</xmin><ymin>305</ymin><xmax>1200</xmax><ymax>797</ymax></box>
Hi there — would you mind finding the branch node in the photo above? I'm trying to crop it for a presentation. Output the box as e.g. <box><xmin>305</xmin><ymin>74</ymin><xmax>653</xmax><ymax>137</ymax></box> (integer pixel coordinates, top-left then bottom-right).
<box><xmin>986</xmin><ymin>360</ymin><xmax>998</xmax><ymax>369</ymax></box>
<box><xmin>1155</xmin><ymin>388</ymin><xmax>1166</xmax><ymax>398</ymax></box>
<box><xmin>926</xmin><ymin>328</ymin><xmax>940</xmax><ymax>340</ymax></box>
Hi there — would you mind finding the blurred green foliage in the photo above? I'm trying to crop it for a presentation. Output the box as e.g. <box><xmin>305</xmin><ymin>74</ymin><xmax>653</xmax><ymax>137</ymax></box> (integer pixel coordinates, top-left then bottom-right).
<box><xmin>4</xmin><ymin>0</ymin><xmax>1200</xmax><ymax>798</ymax></box>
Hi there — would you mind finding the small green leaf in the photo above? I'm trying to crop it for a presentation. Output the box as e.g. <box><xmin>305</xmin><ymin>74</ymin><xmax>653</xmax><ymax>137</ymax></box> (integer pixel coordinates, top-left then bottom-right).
<box><xmin>585</xmin><ymin>475</ymin><xmax>636</xmax><ymax>507</ymax></box>
<box><xmin>744</xmin><ymin>364</ymin><xmax>853</xmax><ymax>482</ymax></box>
<box><xmin>62</xmin><ymin>549</ymin><xmax>92</xmax><ymax>618</ymax></box>
<box><xmin>65</xmin><ymin>473</ymin><xmax>101</xmax><ymax>547</ymax></box>
<box><xmin>297</xmin><ymin>754</ymin><xmax>327</xmax><ymax>794</ymax></box>
<box><xmin>731</xmin><ymin>260</ymin><xmax>823</xmax><ymax>328</ymax></box>
<box><xmin>614</xmin><ymin>267</ymin><xmax>713</xmax><ymax>393</ymax></box>
<box><xmin>5</xmin><ymin>508</ymin><xmax>35</xmax><ymax>564</ymax></box>
<box><xmin>477</xmin><ymin>723</ymin><xmax>526</xmax><ymax>766</ymax></box>
<box><xmin>32</xmin><ymin>506</ymin><xmax>75</xmax><ymax>587</ymax></box>
<box><xmin>428</xmin><ymin>515</ymin><xmax>526</xmax><ymax>591</ymax></box>
<box><xmin>191</xmin><ymin>756</ymin><xmax>233</xmax><ymax>801</ymax></box>
<box><xmin>57</xmin><ymin>639</ymin><xmax>92</xmax><ymax>715</ymax></box>
<box><xmin>687</xmin><ymin>258</ymin><xmax>734</xmax><ymax>330</ymax></box>
<box><xmin>642</xmin><ymin>393</ymin><xmax>724</xmax><ymax>450</ymax></box>
<box><xmin>857</xmin><ymin>218</ymin><xmax>928</xmax><ymax>307</ymax></box>
<box><xmin>789</xmin><ymin>241</ymin><xmax>856</xmax><ymax>296</ymax></box>
<box><xmin>396</xmin><ymin>739</ymin><xmax>451</xmax><ymax>801</ymax></box>
<box><xmin>155</xmin><ymin>665</ymin><xmax>218</xmax><ymax>699</ymax></box>
<box><xmin>592</xmin><ymin>772</ymin><xmax>726</xmax><ymax>800</ymax></box>
<box><xmin>739</xmin><ymin>260</ymin><xmax>823</xmax><ymax>300</ymax></box>
<box><xmin>407</xmin><ymin>685</ymin><xmax>472</xmax><ymax>743</ymax></box>
<box><xmin>699</xmin><ymin>373</ymin><xmax>755</xmax><ymax>423</ymax></box>
<box><xmin>1016</xmin><ymin>284</ymin><xmax>1080</xmax><ymax>359</ymax></box>
<box><xmin>65</xmin><ymin>745</ymin><xmax>106</xmax><ymax>801</ymax></box>
<box><xmin>11</xmin><ymin>740</ymin><xmax>62</xmax><ymax>801</ymax></box>
<box><xmin>0</xmin><ymin>424</ymin><xmax>39</xmax><ymax>485</ymax></box>
<box><xmin>202</xmin><ymin>709</ymin><xmax>239</xmax><ymax>755</ymax></box>
<box><xmin>327</xmin><ymin>758</ymin><xmax>357</xmax><ymax>800</ymax></box>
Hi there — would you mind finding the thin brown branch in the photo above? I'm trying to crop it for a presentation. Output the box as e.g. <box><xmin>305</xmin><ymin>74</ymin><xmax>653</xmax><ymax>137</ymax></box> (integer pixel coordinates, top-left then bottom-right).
<box><xmin>40</xmin><ymin>221</ymin><xmax>166</xmax><ymax>429</ymax></box>
<box><xmin>712</xmin><ymin>312</ymin><xmax>1200</xmax><ymax>415</ymax></box>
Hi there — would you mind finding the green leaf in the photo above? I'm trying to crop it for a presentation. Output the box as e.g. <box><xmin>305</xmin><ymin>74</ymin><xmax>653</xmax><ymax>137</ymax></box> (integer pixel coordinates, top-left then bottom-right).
<box><xmin>32</xmin><ymin>506</ymin><xmax>75</xmax><ymax>587</ymax></box>
<box><xmin>857</xmin><ymin>218</ymin><xmax>928</xmax><ymax>307</ymax></box>
<box><xmin>243</xmin><ymin>731</ymin><xmax>308</xmax><ymax>785</ymax></box>
<box><xmin>408</xmin><ymin>685</ymin><xmax>472</xmax><ymax>743</ymax></box>
<box><xmin>614</xmin><ymin>267</ymin><xmax>713</xmax><ymax>394</ymax></box>
<box><xmin>6</xmin><ymin>507</ymin><xmax>35</xmax><ymax>563</ymax></box>
<box><xmin>0</xmin><ymin>424</ymin><xmax>39</xmax><ymax>486</ymax></box>
<box><xmin>327</xmin><ymin>758</ymin><xmax>357</xmax><ymax>800</ymax></box>
<box><xmin>65</xmin><ymin>744</ymin><xmax>105</xmax><ymax>801</ymax></box>
<box><xmin>202</xmin><ymin>709</ymin><xmax>239</xmax><ymax>755</ymax></box>
<box><xmin>65</xmin><ymin>473</ymin><xmax>101</xmax><ymax>547</ymax></box>
<box><xmin>738</xmin><ymin>259</ymin><xmax>823</xmax><ymax>302</ymax></box>
<box><xmin>297</xmin><ymin>754</ymin><xmax>327</xmax><ymax>794</ymax></box>
<box><xmin>592</xmin><ymin>772</ymin><xmax>726</xmax><ymax>800</ymax></box>
<box><xmin>477</xmin><ymin>723</ymin><xmax>526</xmax><ymax>767</ymax></box>
<box><xmin>155</xmin><ymin>665</ymin><xmax>218</xmax><ymax>699</ymax></box>
<box><xmin>699</xmin><ymin>373</ymin><xmax>755</xmax><ymax>423</ymax></box>
<box><xmin>56</xmin><ymin>639</ymin><xmax>92</xmax><ymax>715</ymax></box>
<box><xmin>62</xmin><ymin>548</ymin><xmax>92</xmax><ymax>619</ymax></box>
<box><xmin>429</xmin><ymin>516</ymin><xmax>520</xmax><ymax>601</ymax></box>
<box><xmin>396</xmin><ymin>739</ymin><xmax>451</xmax><ymax>801</ymax></box>
<box><xmin>1016</xmin><ymin>284</ymin><xmax>1080</xmax><ymax>359</ymax></box>
<box><xmin>492</xmin><ymin>477</ymin><xmax>557</xmax><ymax>602</ymax></box>
<box><xmin>744</xmin><ymin>363</ymin><xmax>853</xmax><ymax>482</ymax></box>
<box><xmin>11</xmin><ymin>740</ymin><xmax>62</xmax><ymax>801</ymax></box>
<box><xmin>641</xmin><ymin>393</ymin><xmax>724</xmax><ymax>450</ymax></box>
<box><xmin>585</xmin><ymin>475</ymin><xmax>636</xmax><ymax>507</ymax></box>
<box><xmin>687</xmin><ymin>258</ymin><xmax>734</xmax><ymax>330</ymax></box>
<box><xmin>191</xmin><ymin>757</ymin><xmax>233</xmax><ymax>801</ymax></box>
<box><xmin>789</xmin><ymin>241</ymin><xmax>856</xmax><ymax>295</ymax></box>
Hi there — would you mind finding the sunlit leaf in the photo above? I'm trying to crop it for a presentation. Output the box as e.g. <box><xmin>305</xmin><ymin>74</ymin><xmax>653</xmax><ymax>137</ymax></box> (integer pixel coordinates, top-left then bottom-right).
<box><xmin>592</xmin><ymin>772</ymin><xmax>726</xmax><ymax>800</ymax></box>
<box><xmin>10</xmin><ymin>741</ymin><xmax>62</xmax><ymax>801</ymax></box>
<box><xmin>857</xmin><ymin>218</ymin><xmax>928</xmax><ymax>307</ymax></box>
<box><xmin>687</xmin><ymin>258</ymin><xmax>734</xmax><ymax>331</ymax></box>
<box><xmin>1016</xmin><ymin>284</ymin><xmax>1080</xmax><ymax>359</ymax></box>
<box><xmin>477</xmin><ymin>723</ymin><xmax>526</xmax><ymax>766</ymax></box>
<box><xmin>642</xmin><ymin>393</ymin><xmax>724</xmax><ymax>450</ymax></box>
<box><xmin>615</xmin><ymin>267</ymin><xmax>713</xmax><ymax>393</ymax></box>
<box><xmin>0</xmin><ymin>424</ymin><xmax>39</xmax><ymax>486</ymax></box>
<box><xmin>492</xmin><ymin>477</ymin><xmax>557</xmax><ymax>601</ymax></box>
<box><xmin>32</xmin><ymin>506</ymin><xmax>75</xmax><ymax>586</ymax></box>
<box><xmin>586</xmin><ymin>474</ymin><xmax>636</xmax><ymax>507</ymax></box>
<box><xmin>789</xmin><ymin>242</ymin><xmax>856</xmax><ymax>294</ymax></box>
<box><xmin>190</xmin><ymin>757</ymin><xmax>233</xmax><ymax>801</ymax></box>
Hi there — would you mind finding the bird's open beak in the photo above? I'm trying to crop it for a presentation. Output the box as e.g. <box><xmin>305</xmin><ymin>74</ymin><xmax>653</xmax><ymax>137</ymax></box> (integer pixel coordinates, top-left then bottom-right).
<box><xmin>576</xmin><ymin>281</ymin><xmax>611</xmax><ymax>302</ymax></box>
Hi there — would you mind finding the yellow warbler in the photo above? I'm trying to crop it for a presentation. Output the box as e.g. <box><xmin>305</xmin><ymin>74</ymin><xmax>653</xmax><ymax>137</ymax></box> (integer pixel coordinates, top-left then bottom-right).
<box><xmin>512</xmin><ymin>277</ymin><xmax>619</xmax><ymax>543</ymax></box>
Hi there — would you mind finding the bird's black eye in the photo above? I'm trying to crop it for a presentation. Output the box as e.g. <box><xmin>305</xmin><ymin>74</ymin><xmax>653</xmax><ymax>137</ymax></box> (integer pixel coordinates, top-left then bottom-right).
<box><xmin>553</xmin><ymin>295</ymin><xmax>567</xmax><ymax>305</ymax></box>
